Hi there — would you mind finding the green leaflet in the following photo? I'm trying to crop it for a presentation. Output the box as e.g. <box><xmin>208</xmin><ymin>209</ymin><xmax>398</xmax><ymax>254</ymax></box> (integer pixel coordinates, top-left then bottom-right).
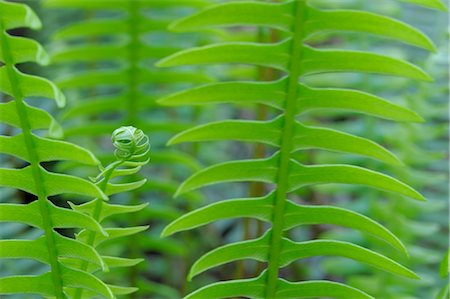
<box><xmin>105</xmin><ymin>179</ymin><xmax>147</xmax><ymax>196</ymax></box>
<box><xmin>158</xmin><ymin>79</ymin><xmax>286</xmax><ymax>110</ymax></box>
<box><xmin>301</xmin><ymin>46</ymin><xmax>432</xmax><ymax>81</ymax></box>
<box><xmin>189</xmin><ymin>231</ymin><xmax>271</xmax><ymax>280</ymax></box>
<box><xmin>158</xmin><ymin>78</ymin><xmax>423</xmax><ymax>122</ymax></box>
<box><xmin>102</xmin><ymin>256</ymin><xmax>145</xmax><ymax>269</ymax></box>
<box><xmin>163</xmin><ymin>194</ymin><xmax>406</xmax><ymax>254</ymax></box>
<box><xmin>297</xmin><ymin>84</ymin><xmax>424</xmax><ymax>122</ymax></box>
<box><xmin>0</xmin><ymin>101</ymin><xmax>63</xmax><ymax>136</ymax></box>
<box><xmin>184</xmin><ymin>273</ymin><xmax>266</xmax><ymax>299</ymax></box>
<box><xmin>0</xmin><ymin>134</ymin><xmax>99</xmax><ymax>164</ymax></box>
<box><xmin>169</xmin><ymin>116</ymin><xmax>402</xmax><ymax>164</ymax></box>
<box><xmin>0</xmin><ymin>1</ymin><xmax>41</xmax><ymax>30</ymax></box>
<box><xmin>398</xmin><ymin>0</ymin><xmax>447</xmax><ymax>10</ymax></box>
<box><xmin>170</xmin><ymin>1</ymin><xmax>435</xmax><ymax>50</ymax></box>
<box><xmin>53</xmin><ymin>18</ymin><xmax>169</xmax><ymax>40</ymax></box>
<box><xmin>61</xmin><ymin>266</ymin><xmax>114</xmax><ymax>299</ymax></box>
<box><xmin>169</xmin><ymin>1</ymin><xmax>293</xmax><ymax>32</ymax></box>
<box><xmin>176</xmin><ymin>154</ymin><xmax>424</xmax><ymax>200</ymax></box>
<box><xmin>275</xmin><ymin>279</ymin><xmax>374</xmax><ymax>299</ymax></box>
<box><xmin>288</xmin><ymin>161</ymin><xmax>425</xmax><ymax>200</ymax></box>
<box><xmin>175</xmin><ymin>156</ymin><xmax>278</xmax><ymax>196</ymax></box>
<box><xmin>162</xmin><ymin>194</ymin><xmax>274</xmax><ymax>237</ymax></box>
<box><xmin>71</xmin><ymin>201</ymin><xmax>148</xmax><ymax>222</ymax></box>
<box><xmin>305</xmin><ymin>8</ymin><xmax>435</xmax><ymax>51</ymax></box>
<box><xmin>0</xmin><ymin>33</ymin><xmax>49</xmax><ymax>64</ymax></box>
<box><xmin>77</xmin><ymin>226</ymin><xmax>149</xmax><ymax>247</ymax></box>
<box><xmin>184</xmin><ymin>271</ymin><xmax>374</xmax><ymax>299</ymax></box>
<box><xmin>0</xmin><ymin>273</ymin><xmax>55</xmax><ymax>297</ymax></box>
<box><xmin>279</xmin><ymin>239</ymin><xmax>418</xmax><ymax>278</ymax></box>
<box><xmin>52</xmin><ymin>43</ymin><xmax>180</xmax><ymax>63</ymax></box>
<box><xmin>168</xmin><ymin>118</ymin><xmax>282</xmax><ymax>147</ymax></box>
<box><xmin>188</xmin><ymin>235</ymin><xmax>417</xmax><ymax>280</ymax></box>
<box><xmin>0</xmin><ymin>201</ymin><xmax>105</xmax><ymax>234</ymax></box>
<box><xmin>157</xmin><ymin>41</ymin><xmax>290</xmax><ymax>70</ymax></box>
<box><xmin>283</xmin><ymin>201</ymin><xmax>407</xmax><ymax>254</ymax></box>
<box><xmin>0</xmin><ymin>66</ymin><xmax>65</xmax><ymax>107</ymax></box>
<box><xmin>157</xmin><ymin>39</ymin><xmax>431</xmax><ymax>81</ymax></box>
<box><xmin>439</xmin><ymin>250</ymin><xmax>450</xmax><ymax>278</ymax></box>
<box><xmin>43</xmin><ymin>0</ymin><xmax>208</xmax><ymax>10</ymax></box>
<box><xmin>0</xmin><ymin>238</ymin><xmax>50</xmax><ymax>264</ymax></box>
<box><xmin>56</xmin><ymin>68</ymin><xmax>210</xmax><ymax>90</ymax></box>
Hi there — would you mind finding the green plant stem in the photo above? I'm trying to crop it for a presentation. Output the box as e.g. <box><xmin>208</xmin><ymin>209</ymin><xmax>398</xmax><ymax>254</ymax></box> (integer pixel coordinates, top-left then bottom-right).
<box><xmin>0</xmin><ymin>22</ymin><xmax>66</xmax><ymax>299</ymax></box>
<box><xmin>126</xmin><ymin>0</ymin><xmax>140</xmax><ymax>125</ymax></box>
<box><xmin>73</xmin><ymin>160</ymin><xmax>123</xmax><ymax>299</ymax></box>
<box><xmin>126</xmin><ymin>2</ymin><xmax>142</xmax><ymax>297</ymax></box>
<box><xmin>264</xmin><ymin>1</ymin><xmax>306</xmax><ymax>298</ymax></box>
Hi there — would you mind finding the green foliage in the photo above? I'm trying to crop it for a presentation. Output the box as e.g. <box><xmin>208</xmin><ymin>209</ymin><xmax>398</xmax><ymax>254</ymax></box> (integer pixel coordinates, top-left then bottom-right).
<box><xmin>1</xmin><ymin>0</ymin><xmax>447</xmax><ymax>298</ymax></box>
<box><xmin>157</xmin><ymin>0</ymin><xmax>439</xmax><ymax>298</ymax></box>
<box><xmin>0</xmin><ymin>1</ymin><xmax>149</xmax><ymax>297</ymax></box>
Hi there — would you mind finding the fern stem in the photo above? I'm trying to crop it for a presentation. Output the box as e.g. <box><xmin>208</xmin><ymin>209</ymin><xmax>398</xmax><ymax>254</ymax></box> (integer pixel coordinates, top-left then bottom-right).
<box><xmin>73</xmin><ymin>160</ymin><xmax>123</xmax><ymax>299</ymax></box>
<box><xmin>0</xmin><ymin>22</ymin><xmax>65</xmax><ymax>298</ymax></box>
<box><xmin>265</xmin><ymin>1</ymin><xmax>306</xmax><ymax>297</ymax></box>
<box><xmin>126</xmin><ymin>2</ymin><xmax>142</xmax><ymax>295</ymax></box>
<box><xmin>126</xmin><ymin>0</ymin><xmax>140</xmax><ymax>125</ymax></box>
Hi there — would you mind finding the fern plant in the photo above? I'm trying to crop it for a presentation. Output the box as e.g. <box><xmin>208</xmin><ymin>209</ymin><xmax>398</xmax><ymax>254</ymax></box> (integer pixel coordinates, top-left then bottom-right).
<box><xmin>43</xmin><ymin>0</ymin><xmax>211</xmax><ymax>297</ymax></box>
<box><xmin>0</xmin><ymin>1</ymin><xmax>110</xmax><ymax>297</ymax></box>
<box><xmin>67</xmin><ymin>126</ymin><xmax>150</xmax><ymax>298</ymax></box>
<box><xmin>156</xmin><ymin>0</ymin><xmax>437</xmax><ymax>298</ymax></box>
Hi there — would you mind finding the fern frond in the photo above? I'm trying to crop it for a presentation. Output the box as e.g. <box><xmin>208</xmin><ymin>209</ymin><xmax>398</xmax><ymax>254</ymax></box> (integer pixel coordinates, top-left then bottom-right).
<box><xmin>158</xmin><ymin>0</ymin><xmax>436</xmax><ymax>298</ymax></box>
<box><xmin>68</xmin><ymin>126</ymin><xmax>150</xmax><ymax>298</ymax></box>
<box><xmin>0</xmin><ymin>1</ymin><xmax>113</xmax><ymax>297</ymax></box>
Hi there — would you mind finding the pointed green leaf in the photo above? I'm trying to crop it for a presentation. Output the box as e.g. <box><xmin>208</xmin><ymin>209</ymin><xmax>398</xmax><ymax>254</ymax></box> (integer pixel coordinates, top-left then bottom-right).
<box><xmin>78</xmin><ymin>226</ymin><xmax>148</xmax><ymax>246</ymax></box>
<box><xmin>0</xmin><ymin>1</ymin><xmax>41</xmax><ymax>30</ymax></box>
<box><xmin>55</xmin><ymin>233</ymin><xmax>105</xmax><ymax>269</ymax></box>
<box><xmin>293</xmin><ymin>122</ymin><xmax>402</xmax><ymax>165</ymax></box>
<box><xmin>288</xmin><ymin>161</ymin><xmax>425</xmax><ymax>200</ymax></box>
<box><xmin>0</xmin><ymin>201</ymin><xmax>105</xmax><ymax>234</ymax></box>
<box><xmin>170</xmin><ymin>1</ymin><xmax>293</xmax><ymax>32</ymax></box>
<box><xmin>283</xmin><ymin>201</ymin><xmax>407</xmax><ymax>254</ymax></box>
<box><xmin>306</xmin><ymin>8</ymin><xmax>435</xmax><ymax>50</ymax></box>
<box><xmin>279</xmin><ymin>239</ymin><xmax>418</xmax><ymax>278</ymax></box>
<box><xmin>108</xmin><ymin>284</ymin><xmax>139</xmax><ymax>296</ymax></box>
<box><xmin>169</xmin><ymin>118</ymin><xmax>281</xmax><ymax>146</ymax></box>
<box><xmin>0</xmin><ymin>273</ymin><xmax>54</xmax><ymax>297</ymax></box>
<box><xmin>302</xmin><ymin>46</ymin><xmax>432</xmax><ymax>81</ymax></box>
<box><xmin>189</xmin><ymin>231</ymin><xmax>271</xmax><ymax>280</ymax></box>
<box><xmin>71</xmin><ymin>201</ymin><xmax>148</xmax><ymax>222</ymax></box>
<box><xmin>297</xmin><ymin>84</ymin><xmax>424</xmax><ymax>122</ymax></box>
<box><xmin>276</xmin><ymin>279</ymin><xmax>374</xmax><ymax>299</ymax></box>
<box><xmin>0</xmin><ymin>237</ymin><xmax>49</xmax><ymax>264</ymax></box>
<box><xmin>398</xmin><ymin>0</ymin><xmax>447</xmax><ymax>10</ymax></box>
<box><xmin>61</xmin><ymin>265</ymin><xmax>114</xmax><ymax>299</ymax></box>
<box><xmin>163</xmin><ymin>195</ymin><xmax>273</xmax><ymax>236</ymax></box>
<box><xmin>0</xmin><ymin>67</ymin><xmax>65</xmax><ymax>107</ymax></box>
<box><xmin>184</xmin><ymin>273</ymin><xmax>265</xmax><ymax>299</ymax></box>
<box><xmin>158</xmin><ymin>79</ymin><xmax>286</xmax><ymax>110</ymax></box>
<box><xmin>105</xmin><ymin>179</ymin><xmax>147</xmax><ymax>196</ymax></box>
<box><xmin>0</xmin><ymin>202</ymin><xmax>42</xmax><ymax>229</ymax></box>
<box><xmin>176</xmin><ymin>155</ymin><xmax>278</xmax><ymax>196</ymax></box>
<box><xmin>156</xmin><ymin>41</ymin><xmax>289</xmax><ymax>71</ymax></box>
<box><xmin>0</xmin><ymin>101</ymin><xmax>63</xmax><ymax>136</ymax></box>
<box><xmin>0</xmin><ymin>33</ymin><xmax>49</xmax><ymax>65</ymax></box>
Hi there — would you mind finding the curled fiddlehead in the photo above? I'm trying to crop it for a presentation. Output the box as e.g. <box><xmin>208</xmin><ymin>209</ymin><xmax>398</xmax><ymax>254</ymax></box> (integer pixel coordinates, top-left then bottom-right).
<box><xmin>112</xmin><ymin>126</ymin><xmax>150</xmax><ymax>162</ymax></box>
